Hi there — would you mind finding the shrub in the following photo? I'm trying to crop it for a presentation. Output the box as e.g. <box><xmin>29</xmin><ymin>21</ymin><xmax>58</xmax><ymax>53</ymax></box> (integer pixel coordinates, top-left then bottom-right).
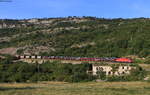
<box><xmin>144</xmin><ymin>57</ymin><xmax>150</xmax><ymax>64</ymax></box>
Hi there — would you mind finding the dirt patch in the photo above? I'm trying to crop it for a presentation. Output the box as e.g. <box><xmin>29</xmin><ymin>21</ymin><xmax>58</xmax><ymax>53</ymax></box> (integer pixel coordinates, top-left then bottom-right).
<box><xmin>22</xmin><ymin>46</ymin><xmax>55</xmax><ymax>55</ymax></box>
<box><xmin>0</xmin><ymin>37</ymin><xmax>10</xmax><ymax>43</ymax></box>
<box><xmin>0</xmin><ymin>47</ymin><xmax>18</xmax><ymax>55</ymax></box>
<box><xmin>71</xmin><ymin>42</ymin><xmax>96</xmax><ymax>48</ymax></box>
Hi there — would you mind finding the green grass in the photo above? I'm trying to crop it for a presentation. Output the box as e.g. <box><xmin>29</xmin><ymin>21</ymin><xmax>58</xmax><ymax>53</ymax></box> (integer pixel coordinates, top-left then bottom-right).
<box><xmin>0</xmin><ymin>81</ymin><xmax>150</xmax><ymax>95</ymax></box>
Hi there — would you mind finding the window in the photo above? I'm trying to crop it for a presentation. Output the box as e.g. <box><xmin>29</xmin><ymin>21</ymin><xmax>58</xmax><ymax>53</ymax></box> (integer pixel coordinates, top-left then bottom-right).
<box><xmin>99</xmin><ymin>67</ymin><xmax>103</xmax><ymax>71</ymax></box>
<box><xmin>127</xmin><ymin>66</ymin><xmax>129</xmax><ymax>69</ymax></box>
<box><xmin>96</xmin><ymin>67</ymin><xmax>99</xmax><ymax>70</ymax></box>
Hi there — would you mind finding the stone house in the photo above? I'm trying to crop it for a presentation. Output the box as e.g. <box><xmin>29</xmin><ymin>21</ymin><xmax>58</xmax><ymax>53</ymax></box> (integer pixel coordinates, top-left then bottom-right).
<box><xmin>92</xmin><ymin>64</ymin><xmax>135</xmax><ymax>76</ymax></box>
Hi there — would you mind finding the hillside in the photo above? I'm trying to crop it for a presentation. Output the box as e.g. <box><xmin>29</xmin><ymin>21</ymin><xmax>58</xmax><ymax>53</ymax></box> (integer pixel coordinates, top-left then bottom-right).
<box><xmin>0</xmin><ymin>17</ymin><xmax>149</xmax><ymax>57</ymax></box>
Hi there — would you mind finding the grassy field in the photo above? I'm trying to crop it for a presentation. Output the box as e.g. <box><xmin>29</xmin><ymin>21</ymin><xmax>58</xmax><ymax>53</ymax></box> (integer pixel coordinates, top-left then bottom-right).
<box><xmin>0</xmin><ymin>81</ymin><xmax>150</xmax><ymax>95</ymax></box>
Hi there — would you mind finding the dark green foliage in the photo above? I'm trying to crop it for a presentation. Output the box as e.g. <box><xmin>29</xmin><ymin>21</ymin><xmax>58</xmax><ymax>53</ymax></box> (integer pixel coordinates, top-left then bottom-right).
<box><xmin>0</xmin><ymin>61</ymin><xmax>94</xmax><ymax>83</ymax></box>
<box><xmin>0</xmin><ymin>17</ymin><xmax>150</xmax><ymax>57</ymax></box>
<box><xmin>96</xmin><ymin>70</ymin><xmax>106</xmax><ymax>80</ymax></box>
<box><xmin>144</xmin><ymin>57</ymin><xmax>150</xmax><ymax>64</ymax></box>
<box><xmin>0</xmin><ymin>55</ymin><xmax>14</xmax><ymax>64</ymax></box>
<box><xmin>17</xmin><ymin>49</ymin><xmax>24</xmax><ymax>55</ymax></box>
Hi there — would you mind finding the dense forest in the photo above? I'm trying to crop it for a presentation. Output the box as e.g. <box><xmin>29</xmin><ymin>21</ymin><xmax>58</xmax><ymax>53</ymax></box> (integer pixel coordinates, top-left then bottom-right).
<box><xmin>0</xmin><ymin>17</ymin><xmax>149</xmax><ymax>58</ymax></box>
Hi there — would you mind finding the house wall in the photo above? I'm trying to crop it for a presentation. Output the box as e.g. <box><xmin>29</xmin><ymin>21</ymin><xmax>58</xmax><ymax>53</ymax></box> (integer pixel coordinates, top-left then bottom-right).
<box><xmin>92</xmin><ymin>65</ymin><xmax>135</xmax><ymax>76</ymax></box>
<box><xmin>93</xmin><ymin>66</ymin><xmax>113</xmax><ymax>75</ymax></box>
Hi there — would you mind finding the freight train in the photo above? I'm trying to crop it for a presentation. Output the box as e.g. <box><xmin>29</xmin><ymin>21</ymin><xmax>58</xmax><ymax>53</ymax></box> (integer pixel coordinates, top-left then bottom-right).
<box><xmin>18</xmin><ymin>55</ymin><xmax>133</xmax><ymax>63</ymax></box>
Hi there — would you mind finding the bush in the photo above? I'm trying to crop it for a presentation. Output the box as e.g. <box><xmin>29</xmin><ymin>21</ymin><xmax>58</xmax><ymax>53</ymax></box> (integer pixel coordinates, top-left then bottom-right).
<box><xmin>144</xmin><ymin>57</ymin><xmax>150</xmax><ymax>64</ymax></box>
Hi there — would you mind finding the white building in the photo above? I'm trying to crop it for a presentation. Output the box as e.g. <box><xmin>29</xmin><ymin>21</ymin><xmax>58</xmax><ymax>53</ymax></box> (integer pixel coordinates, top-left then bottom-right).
<box><xmin>93</xmin><ymin>65</ymin><xmax>113</xmax><ymax>75</ymax></box>
<box><xmin>92</xmin><ymin>64</ymin><xmax>135</xmax><ymax>76</ymax></box>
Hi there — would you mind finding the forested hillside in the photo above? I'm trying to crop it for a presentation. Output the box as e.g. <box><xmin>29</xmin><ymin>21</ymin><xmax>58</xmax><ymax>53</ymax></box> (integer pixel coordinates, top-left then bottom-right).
<box><xmin>0</xmin><ymin>17</ymin><xmax>149</xmax><ymax>57</ymax></box>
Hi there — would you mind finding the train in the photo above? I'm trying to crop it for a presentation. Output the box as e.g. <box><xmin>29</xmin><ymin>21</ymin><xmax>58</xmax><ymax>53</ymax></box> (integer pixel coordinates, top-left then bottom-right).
<box><xmin>17</xmin><ymin>55</ymin><xmax>133</xmax><ymax>63</ymax></box>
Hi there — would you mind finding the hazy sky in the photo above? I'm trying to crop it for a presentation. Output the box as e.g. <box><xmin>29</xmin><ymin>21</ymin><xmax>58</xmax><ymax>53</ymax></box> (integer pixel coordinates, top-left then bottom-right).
<box><xmin>0</xmin><ymin>0</ymin><xmax>150</xmax><ymax>19</ymax></box>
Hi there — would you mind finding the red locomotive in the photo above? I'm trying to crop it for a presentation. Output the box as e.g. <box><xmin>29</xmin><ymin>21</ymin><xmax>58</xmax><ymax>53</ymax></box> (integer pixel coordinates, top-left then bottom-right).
<box><xmin>114</xmin><ymin>58</ymin><xmax>133</xmax><ymax>63</ymax></box>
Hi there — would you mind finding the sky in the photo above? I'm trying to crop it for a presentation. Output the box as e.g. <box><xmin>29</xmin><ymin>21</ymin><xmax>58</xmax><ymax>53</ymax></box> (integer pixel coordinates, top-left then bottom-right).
<box><xmin>0</xmin><ymin>0</ymin><xmax>150</xmax><ymax>19</ymax></box>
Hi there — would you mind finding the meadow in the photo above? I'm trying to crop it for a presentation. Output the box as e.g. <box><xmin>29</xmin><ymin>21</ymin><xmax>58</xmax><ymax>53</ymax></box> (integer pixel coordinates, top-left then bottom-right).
<box><xmin>0</xmin><ymin>81</ymin><xmax>150</xmax><ymax>95</ymax></box>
